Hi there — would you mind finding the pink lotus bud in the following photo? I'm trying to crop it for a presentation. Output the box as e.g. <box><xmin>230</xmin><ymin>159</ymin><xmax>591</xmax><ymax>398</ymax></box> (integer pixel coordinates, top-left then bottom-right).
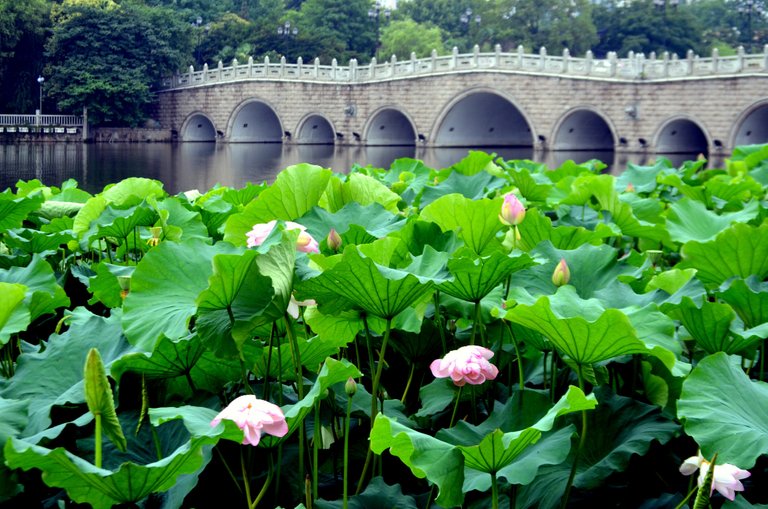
<box><xmin>429</xmin><ymin>345</ymin><xmax>499</xmax><ymax>387</ymax></box>
<box><xmin>345</xmin><ymin>377</ymin><xmax>357</xmax><ymax>396</ymax></box>
<box><xmin>499</xmin><ymin>193</ymin><xmax>526</xmax><ymax>226</ymax></box>
<box><xmin>327</xmin><ymin>228</ymin><xmax>342</xmax><ymax>252</ymax></box>
<box><xmin>552</xmin><ymin>259</ymin><xmax>570</xmax><ymax>287</ymax></box>
<box><xmin>210</xmin><ymin>395</ymin><xmax>288</xmax><ymax>446</ymax></box>
<box><xmin>625</xmin><ymin>183</ymin><xmax>635</xmax><ymax>193</ymax></box>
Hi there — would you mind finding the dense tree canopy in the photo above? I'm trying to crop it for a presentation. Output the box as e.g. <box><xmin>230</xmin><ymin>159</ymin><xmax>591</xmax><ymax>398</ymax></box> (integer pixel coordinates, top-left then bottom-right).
<box><xmin>0</xmin><ymin>0</ymin><xmax>760</xmax><ymax>125</ymax></box>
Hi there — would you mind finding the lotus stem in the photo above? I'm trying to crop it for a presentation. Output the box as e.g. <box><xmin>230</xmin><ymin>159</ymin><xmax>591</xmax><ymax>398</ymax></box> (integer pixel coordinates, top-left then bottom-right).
<box><xmin>491</xmin><ymin>471</ymin><xmax>500</xmax><ymax>509</ymax></box>
<box><xmin>449</xmin><ymin>385</ymin><xmax>463</xmax><ymax>428</ymax></box>
<box><xmin>241</xmin><ymin>449</ymin><xmax>253</xmax><ymax>509</ymax></box>
<box><xmin>505</xmin><ymin>322</ymin><xmax>525</xmax><ymax>392</ymax></box>
<box><xmin>343</xmin><ymin>391</ymin><xmax>353</xmax><ymax>509</ymax></box>
<box><xmin>250</xmin><ymin>453</ymin><xmax>274</xmax><ymax>509</ymax></box>
<box><xmin>400</xmin><ymin>363</ymin><xmax>416</xmax><ymax>404</ymax></box>
<box><xmin>262</xmin><ymin>323</ymin><xmax>276</xmax><ymax>400</ymax></box>
<box><xmin>313</xmin><ymin>399</ymin><xmax>321</xmax><ymax>501</ymax></box>
<box><xmin>434</xmin><ymin>291</ymin><xmax>447</xmax><ymax>355</ymax></box>
<box><xmin>361</xmin><ymin>313</ymin><xmax>376</xmax><ymax>381</ymax></box>
<box><xmin>560</xmin><ymin>364</ymin><xmax>588</xmax><ymax>509</ymax></box>
<box><xmin>284</xmin><ymin>314</ymin><xmax>306</xmax><ymax>482</ymax></box>
<box><xmin>470</xmin><ymin>300</ymin><xmax>481</xmax><ymax>346</ymax></box>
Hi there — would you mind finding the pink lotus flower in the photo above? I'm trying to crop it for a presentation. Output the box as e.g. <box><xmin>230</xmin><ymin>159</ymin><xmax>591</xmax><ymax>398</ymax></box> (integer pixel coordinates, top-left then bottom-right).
<box><xmin>499</xmin><ymin>193</ymin><xmax>526</xmax><ymax>226</ymax></box>
<box><xmin>327</xmin><ymin>228</ymin><xmax>342</xmax><ymax>252</ymax></box>
<box><xmin>246</xmin><ymin>220</ymin><xmax>319</xmax><ymax>253</ymax></box>
<box><xmin>430</xmin><ymin>345</ymin><xmax>499</xmax><ymax>386</ymax></box>
<box><xmin>210</xmin><ymin>395</ymin><xmax>288</xmax><ymax>446</ymax></box>
<box><xmin>680</xmin><ymin>452</ymin><xmax>751</xmax><ymax>501</ymax></box>
<box><xmin>287</xmin><ymin>294</ymin><xmax>316</xmax><ymax>319</ymax></box>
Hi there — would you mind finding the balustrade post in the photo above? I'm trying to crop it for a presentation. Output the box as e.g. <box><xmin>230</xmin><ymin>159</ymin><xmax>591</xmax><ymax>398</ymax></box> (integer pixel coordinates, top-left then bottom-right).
<box><xmin>203</xmin><ymin>63</ymin><xmax>209</xmax><ymax>82</ymax></box>
<box><xmin>451</xmin><ymin>46</ymin><xmax>458</xmax><ymax>69</ymax></box>
<box><xmin>609</xmin><ymin>52</ymin><xmax>617</xmax><ymax>77</ymax></box>
<box><xmin>539</xmin><ymin>46</ymin><xmax>547</xmax><ymax>71</ymax></box>
<box><xmin>188</xmin><ymin>65</ymin><xmax>194</xmax><ymax>85</ymax></box>
<box><xmin>764</xmin><ymin>44</ymin><xmax>768</xmax><ymax>70</ymax></box>
<box><xmin>431</xmin><ymin>49</ymin><xmax>437</xmax><ymax>72</ymax></box>
<box><xmin>280</xmin><ymin>56</ymin><xmax>286</xmax><ymax>77</ymax></box>
<box><xmin>712</xmin><ymin>47</ymin><xmax>719</xmax><ymax>73</ymax></box>
<box><xmin>370</xmin><ymin>57</ymin><xmax>377</xmax><ymax>78</ymax></box>
<box><xmin>217</xmin><ymin>60</ymin><xmax>223</xmax><ymax>80</ymax></box>
<box><xmin>686</xmin><ymin>49</ymin><xmax>694</xmax><ymax>75</ymax></box>
<box><xmin>314</xmin><ymin>57</ymin><xmax>320</xmax><ymax>78</ymax></box>
<box><xmin>517</xmin><ymin>45</ymin><xmax>524</xmax><ymax>68</ymax></box>
<box><xmin>473</xmin><ymin>44</ymin><xmax>480</xmax><ymax>67</ymax></box>
<box><xmin>737</xmin><ymin>46</ymin><xmax>745</xmax><ymax>72</ymax></box>
<box><xmin>410</xmin><ymin>52</ymin><xmax>417</xmax><ymax>73</ymax></box>
<box><xmin>332</xmin><ymin>58</ymin><xmax>338</xmax><ymax>80</ymax></box>
<box><xmin>297</xmin><ymin>56</ymin><xmax>303</xmax><ymax>77</ymax></box>
<box><xmin>232</xmin><ymin>58</ymin><xmax>238</xmax><ymax>81</ymax></box>
<box><xmin>662</xmin><ymin>51</ymin><xmax>669</xmax><ymax>78</ymax></box>
<box><xmin>390</xmin><ymin>54</ymin><xmax>397</xmax><ymax>77</ymax></box>
<box><xmin>264</xmin><ymin>56</ymin><xmax>270</xmax><ymax>78</ymax></box>
<box><xmin>562</xmin><ymin>48</ymin><xmax>570</xmax><ymax>73</ymax></box>
<box><xmin>494</xmin><ymin>44</ymin><xmax>501</xmax><ymax>67</ymax></box>
<box><xmin>350</xmin><ymin>58</ymin><xmax>357</xmax><ymax>81</ymax></box>
<box><xmin>248</xmin><ymin>56</ymin><xmax>254</xmax><ymax>77</ymax></box>
<box><xmin>586</xmin><ymin>50</ymin><xmax>593</xmax><ymax>75</ymax></box>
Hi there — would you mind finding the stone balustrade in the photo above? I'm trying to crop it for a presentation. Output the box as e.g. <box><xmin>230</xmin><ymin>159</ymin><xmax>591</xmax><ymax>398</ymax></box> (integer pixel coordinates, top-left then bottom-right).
<box><xmin>160</xmin><ymin>44</ymin><xmax>768</xmax><ymax>90</ymax></box>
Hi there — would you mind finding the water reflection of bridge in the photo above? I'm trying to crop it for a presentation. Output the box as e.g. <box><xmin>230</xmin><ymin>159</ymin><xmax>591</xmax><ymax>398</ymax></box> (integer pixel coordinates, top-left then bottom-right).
<box><xmin>156</xmin><ymin>46</ymin><xmax>768</xmax><ymax>156</ymax></box>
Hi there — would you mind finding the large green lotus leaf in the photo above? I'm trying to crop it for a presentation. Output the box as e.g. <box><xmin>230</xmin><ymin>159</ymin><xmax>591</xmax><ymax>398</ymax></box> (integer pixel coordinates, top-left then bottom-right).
<box><xmin>297</xmin><ymin>246</ymin><xmax>437</xmax><ymax>319</ymax></box>
<box><xmin>516</xmin><ymin>388</ymin><xmax>679</xmax><ymax>509</ymax></box>
<box><xmin>505</xmin><ymin>166</ymin><xmax>553</xmax><ymax>203</ymax></box>
<box><xmin>420</xmin><ymin>194</ymin><xmax>504</xmax><ymax>255</ymax></box>
<box><xmin>665</xmin><ymin>297</ymin><xmax>758</xmax><ymax>355</ymax></box>
<box><xmin>0</xmin><ymin>193</ymin><xmax>43</xmax><ymax>231</ymax></box>
<box><xmin>3</xmin><ymin>228</ymin><xmax>75</xmax><ymax>255</ymax></box>
<box><xmin>153</xmin><ymin>196</ymin><xmax>210</xmax><ymax>243</ymax></box>
<box><xmin>438</xmin><ymin>249</ymin><xmax>535</xmax><ymax>302</ymax></box>
<box><xmin>504</xmin><ymin>288</ymin><xmax>647</xmax><ymax>365</ymax></box>
<box><xmin>101</xmin><ymin>177</ymin><xmax>165</xmax><ymax>208</ymax></box>
<box><xmin>91</xmin><ymin>202</ymin><xmax>158</xmax><ymax>243</ymax></box>
<box><xmin>304</xmin><ymin>307</ymin><xmax>386</xmax><ymax>344</ymax></box>
<box><xmin>315</xmin><ymin>477</ymin><xmax>418</xmax><ymax>509</ymax></box>
<box><xmin>391</xmin><ymin>219</ymin><xmax>461</xmax><ymax>258</ymax></box>
<box><xmin>4</xmin><ymin>433</ymin><xmax>216</xmax><ymax>509</ymax></box>
<box><xmin>450</xmin><ymin>150</ymin><xmax>499</xmax><ymax>176</ymax></box>
<box><xmin>0</xmin><ymin>307</ymin><xmax>131</xmax><ymax>439</ymax></box>
<box><xmin>582</xmin><ymin>174</ymin><xmax>669</xmax><ymax>243</ymax></box>
<box><xmin>195</xmin><ymin>249</ymin><xmax>276</xmax><ymax>357</ymax></box>
<box><xmin>0</xmin><ymin>397</ymin><xmax>27</xmax><ymax>501</ymax></box>
<box><xmin>382</xmin><ymin>158</ymin><xmax>433</xmax><ymax>208</ymax></box>
<box><xmin>615</xmin><ymin>160</ymin><xmax>666</xmax><ymax>193</ymax></box>
<box><xmin>666</xmin><ymin>198</ymin><xmax>760</xmax><ymax>244</ymax></box>
<box><xmin>678</xmin><ymin>352</ymin><xmax>768</xmax><ymax>468</ymax></box>
<box><xmin>320</xmin><ymin>172</ymin><xmax>401</xmax><ymax>213</ymax></box>
<box><xmin>72</xmin><ymin>195</ymin><xmax>108</xmax><ymax>239</ymax></box>
<box><xmin>243</xmin><ymin>234</ymin><xmax>296</xmax><ymax>329</ymax></box>
<box><xmin>87</xmin><ymin>263</ymin><xmax>134</xmax><ymax>309</ymax></box>
<box><xmin>297</xmin><ymin>202</ymin><xmax>406</xmax><ymax>245</ymax></box>
<box><xmin>678</xmin><ymin>222</ymin><xmax>768</xmax><ymax>286</ymax></box>
<box><xmin>222</xmin><ymin>164</ymin><xmax>332</xmax><ymax>246</ymax></box>
<box><xmin>723</xmin><ymin>496</ymin><xmax>768</xmax><ymax>509</ymax></box>
<box><xmin>419</xmin><ymin>169</ymin><xmax>499</xmax><ymax>207</ymax></box>
<box><xmin>516</xmin><ymin>208</ymin><xmax>613</xmax><ymax>251</ymax></box>
<box><xmin>622</xmin><ymin>305</ymin><xmax>685</xmax><ymax>376</ymax></box>
<box><xmin>122</xmin><ymin>239</ymin><xmax>228</xmax><ymax>351</ymax></box>
<box><xmin>370</xmin><ymin>415</ymin><xmax>465</xmax><ymax>508</ymax></box>
<box><xmin>0</xmin><ymin>255</ymin><xmax>70</xmax><ymax>321</ymax></box>
<box><xmin>718</xmin><ymin>277</ymin><xmax>768</xmax><ymax>329</ymax></box>
<box><xmin>0</xmin><ymin>283</ymin><xmax>29</xmax><ymax>346</ymax></box>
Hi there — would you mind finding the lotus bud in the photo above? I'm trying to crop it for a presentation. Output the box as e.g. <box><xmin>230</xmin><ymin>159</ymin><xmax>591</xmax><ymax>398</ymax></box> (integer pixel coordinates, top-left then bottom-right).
<box><xmin>625</xmin><ymin>183</ymin><xmax>635</xmax><ymax>193</ymax></box>
<box><xmin>327</xmin><ymin>228</ymin><xmax>342</xmax><ymax>252</ymax></box>
<box><xmin>499</xmin><ymin>193</ymin><xmax>526</xmax><ymax>226</ymax></box>
<box><xmin>345</xmin><ymin>377</ymin><xmax>357</xmax><ymax>397</ymax></box>
<box><xmin>117</xmin><ymin>276</ymin><xmax>131</xmax><ymax>300</ymax></box>
<box><xmin>552</xmin><ymin>259</ymin><xmax>570</xmax><ymax>287</ymax></box>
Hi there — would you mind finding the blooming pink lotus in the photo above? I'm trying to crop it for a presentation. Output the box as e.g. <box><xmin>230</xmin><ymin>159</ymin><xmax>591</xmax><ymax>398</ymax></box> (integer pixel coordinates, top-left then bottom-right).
<box><xmin>246</xmin><ymin>220</ymin><xmax>319</xmax><ymax>253</ymax></box>
<box><xmin>430</xmin><ymin>345</ymin><xmax>499</xmax><ymax>386</ymax></box>
<box><xmin>680</xmin><ymin>452</ymin><xmax>751</xmax><ymax>501</ymax></box>
<box><xmin>499</xmin><ymin>193</ymin><xmax>526</xmax><ymax>226</ymax></box>
<box><xmin>210</xmin><ymin>395</ymin><xmax>289</xmax><ymax>446</ymax></box>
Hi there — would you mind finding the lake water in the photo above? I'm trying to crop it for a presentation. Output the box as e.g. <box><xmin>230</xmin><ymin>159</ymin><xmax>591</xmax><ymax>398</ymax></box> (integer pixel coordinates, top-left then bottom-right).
<box><xmin>0</xmin><ymin>142</ymin><xmax>712</xmax><ymax>194</ymax></box>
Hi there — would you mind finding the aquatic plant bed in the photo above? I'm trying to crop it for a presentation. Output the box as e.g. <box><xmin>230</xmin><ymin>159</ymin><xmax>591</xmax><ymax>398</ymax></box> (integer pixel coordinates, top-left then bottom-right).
<box><xmin>1</xmin><ymin>148</ymin><xmax>767</xmax><ymax>508</ymax></box>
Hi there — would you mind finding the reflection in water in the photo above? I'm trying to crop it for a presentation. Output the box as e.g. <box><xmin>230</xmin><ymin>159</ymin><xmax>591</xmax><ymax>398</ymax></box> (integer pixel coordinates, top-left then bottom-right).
<box><xmin>0</xmin><ymin>142</ymin><xmax>723</xmax><ymax>194</ymax></box>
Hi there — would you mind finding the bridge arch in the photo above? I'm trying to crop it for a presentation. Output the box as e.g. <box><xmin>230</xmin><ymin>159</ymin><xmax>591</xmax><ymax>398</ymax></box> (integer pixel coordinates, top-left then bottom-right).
<box><xmin>653</xmin><ymin>116</ymin><xmax>709</xmax><ymax>154</ymax></box>
<box><xmin>181</xmin><ymin>112</ymin><xmax>217</xmax><ymax>142</ymax></box>
<box><xmin>432</xmin><ymin>88</ymin><xmax>535</xmax><ymax>147</ymax></box>
<box><xmin>732</xmin><ymin>99</ymin><xmax>768</xmax><ymax>147</ymax></box>
<box><xmin>227</xmin><ymin>98</ymin><xmax>283</xmax><ymax>143</ymax></box>
<box><xmin>551</xmin><ymin>107</ymin><xmax>616</xmax><ymax>150</ymax></box>
<box><xmin>296</xmin><ymin>114</ymin><xmax>335</xmax><ymax>144</ymax></box>
<box><xmin>364</xmin><ymin>107</ymin><xmax>417</xmax><ymax>146</ymax></box>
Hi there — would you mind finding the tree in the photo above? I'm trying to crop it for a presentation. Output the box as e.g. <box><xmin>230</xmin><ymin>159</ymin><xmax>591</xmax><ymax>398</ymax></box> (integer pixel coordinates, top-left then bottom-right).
<box><xmin>379</xmin><ymin>19</ymin><xmax>445</xmax><ymax>60</ymax></box>
<box><xmin>298</xmin><ymin>0</ymin><xmax>376</xmax><ymax>63</ymax></box>
<box><xmin>45</xmin><ymin>1</ymin><xmax>192</xmax><ymax>126</ymax></box>
<box><xmin>0</xmin><ymin>0</ymin><xmax>50</xmax><ymax>112</ymax></box>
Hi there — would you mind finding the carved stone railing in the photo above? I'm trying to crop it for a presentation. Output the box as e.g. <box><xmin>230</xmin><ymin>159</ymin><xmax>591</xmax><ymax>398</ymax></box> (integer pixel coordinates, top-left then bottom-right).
<box><xmin>0</xmin><ymin>114</ymin><xmax>83</xmax><ymax>127</ymax></box>
<box><xmin>160</xmin><ymin>44</ymin><xmax>768</xmax><ymax>90</ymax></box>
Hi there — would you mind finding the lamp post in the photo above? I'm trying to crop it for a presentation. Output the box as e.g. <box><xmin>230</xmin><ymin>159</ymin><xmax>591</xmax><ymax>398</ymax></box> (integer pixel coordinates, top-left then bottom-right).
<box><xmin>738</xmin><ymin>0</ymin><xmax>764</xmax><ymax>51</ymax></box>
<box><xmin>460</xmin><ymin>7</ymin><xmax>481</xmax><ymax>46</ymax></box>
<box><xmin>192</xmin><ymin>17</ymin><xmax>210</xmax><ymax>66</ymax></box>
<box><xmin>368</xmin><ymin>1</ymin><xmax>391</xmax><ymax>61</ymax></box>
<box><xmin>37</xmin><ymin>76</ymin><xmax>44</xmax><ymax>123</ymax></box>
<box><xmin>277</xmin><ymin>21</ymin><xmax>298</xmax><ymax>58</ymax></box>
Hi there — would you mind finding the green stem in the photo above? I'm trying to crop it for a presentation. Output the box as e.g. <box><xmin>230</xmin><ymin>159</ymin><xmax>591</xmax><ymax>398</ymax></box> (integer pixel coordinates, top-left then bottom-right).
<box><xmin>343</xmin><ymin>393</ymin><xmax>353</xmax><ymax>509</ymax></box>
<box><xmin>449</xmin><ymin>385</ymin><xmax>463</xmax><ymax>428</ymax></box>
<box><xmin>505</xmin><ymin>323</ymin><xmax>525</xmax><ymax>392</ymax></box>
<box><xmin>400</xmin><ymin>363</ymin><xmax>416</xmax><ymax>404</ymax></box>
<box><xmin>491</xmin><ymin>471</ymin><xmax>500</xmax><ymax>509</ymax></box>
<box><xmin>470</xmin><ymin>301</ymin><xmax>481</xmax><ymax>346</ymax></box>
<box><xmin>250</xmin><ymin>454</ymin><xmax>274</xmax><ymax>509</ymax></box>
<box><xmin>94</xmin><ymin>413</ymin><xmax>102</xmax><ymax>468</ymax></box>
<box><xmin>550</xmin><ymin>350</ymin><xmax>557</xmax><ymax>403</ymax></box>
<box><xmin>241</xmin><ymin>449</ymin><xmax>253</xmax><ymax>509</ymax></box>
<box><xmin>543</xmin><ymin>350</ymin><xmax>549</xmax><ymax>391</ymax></box>
<box><xmin>434</xmin><ymin>291</ymin><xmax>447</xmax><ymax>355</ymax></box>
<box><xmin>262</xmin><ymin>323</ymin><xmax>276</xmax><ymax>400</ymax></box>
<box><xmin>361</xmin><ymin>314</ymin><xmax>376</xmax><ymax>380</ymax></box>
<box><xmin>215</xmin><ymin>448</ymin><xmax>243</xmax><ymax>495</ymax></box>
<box><xmin>284</xmin><ymin>314</ymin><xmax>306</xmax><ymax>481</ymax></box>
<box><xmin>673</xmin><ymin>484</ymin><xmax>698</xmax><ymax>509</ymax></box>
<box><xmin>240</xmin><ymin>358</ymin><xmax>253</xmax><ymax>395</ymax></box>
<box><xmin>560</xmin><ymin>364</ymin><xmax>588</xmax><ymax>509</ymax></box>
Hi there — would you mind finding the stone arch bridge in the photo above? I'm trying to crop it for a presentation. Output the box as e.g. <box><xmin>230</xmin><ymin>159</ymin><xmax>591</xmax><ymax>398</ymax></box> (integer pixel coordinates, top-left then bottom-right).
<box><xmin>155</xmin><ymin>46</ymin><xmax>768</xmax><ymax>155</ymax></box>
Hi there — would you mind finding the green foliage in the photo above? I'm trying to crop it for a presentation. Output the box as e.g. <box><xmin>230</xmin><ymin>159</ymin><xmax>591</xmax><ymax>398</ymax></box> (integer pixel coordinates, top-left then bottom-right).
<box><xmin>379</xmin><ymin>19</ymin><xmax>444</xmax><ymax>60</ymax></box>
